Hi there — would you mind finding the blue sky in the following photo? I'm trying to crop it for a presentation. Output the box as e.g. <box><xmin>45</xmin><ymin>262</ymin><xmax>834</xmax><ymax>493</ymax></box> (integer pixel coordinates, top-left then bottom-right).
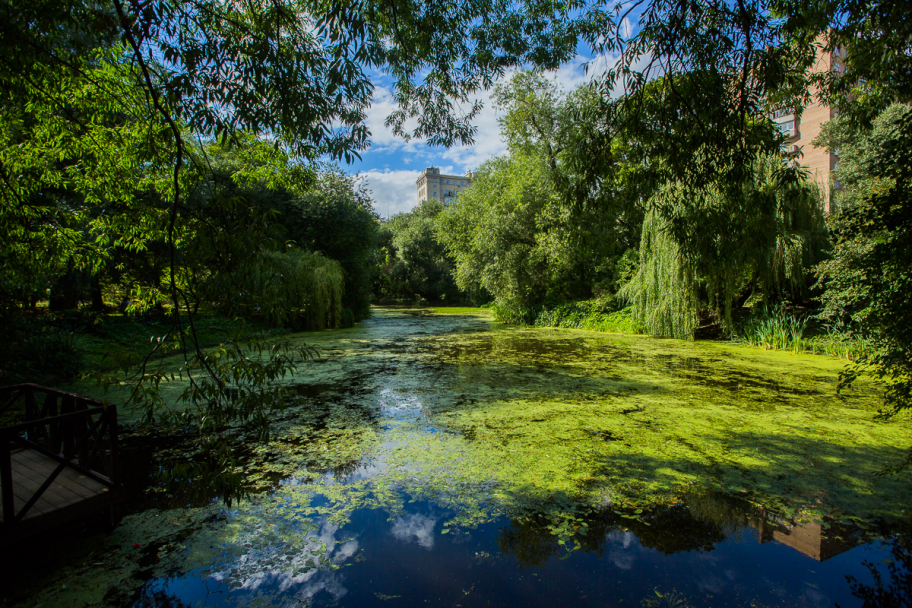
<box><xmin>343</xmin><ymin>53</ymin><xmax>616</xmax><ymax>219</ymax></box>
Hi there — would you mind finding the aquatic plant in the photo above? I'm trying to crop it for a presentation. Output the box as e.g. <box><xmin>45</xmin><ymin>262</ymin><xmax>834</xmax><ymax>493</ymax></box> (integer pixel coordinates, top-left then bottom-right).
<box><xmin>641</xmin><ymin>589</ymin><xmax>691</xmax><ymax>608</ymax></box>
<box><xmin>735</xmin><ymin>305</ymin><xmax>872</xmax><ymax>360</ymax></box>
<box><xmin>735</xmin><ymin>305</ymin><xmax>808</xmax><ymax>353</ymax></box>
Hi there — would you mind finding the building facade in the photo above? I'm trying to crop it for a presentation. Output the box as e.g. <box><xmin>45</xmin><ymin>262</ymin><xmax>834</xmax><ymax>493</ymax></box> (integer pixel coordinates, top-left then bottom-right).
<box><xmin>416</xmin><ymin>167</ymin><xmax>474</xmax><ymax>205</ymax></box>
<box><xmin>771</xmin><ymin>43</ymin><xmax>844</xmax><ymax>212</ymax></box>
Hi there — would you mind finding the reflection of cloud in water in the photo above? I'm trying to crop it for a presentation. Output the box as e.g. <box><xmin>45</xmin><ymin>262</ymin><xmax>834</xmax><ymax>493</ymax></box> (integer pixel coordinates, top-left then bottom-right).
<box><xmin>607</xmin><ymin>530</ymin><xmax>636</xmax><ymax>548</ymax></box>
<box><xmin>610</xmin><ymin>551</ymin><xmax>635</xmax><ymax>570</ymax></box>
<box><xmin>800</xmin><ymin>587</ymin><xmax>831</xmax><ymax>608</ymax></box>
<box><xmin>605</xmin><ymin>531</ymin><xmax>637</xmax><ymax>570</ymax></box>
<box><xmin>209</xmin><ymin>519</ymin><xmax>359</xmax><ymax>605</ymax></box>
<box><xmin>391</xmin><ymin>512</ymin><xmax>438</xmax><ymax>549</ymax></box>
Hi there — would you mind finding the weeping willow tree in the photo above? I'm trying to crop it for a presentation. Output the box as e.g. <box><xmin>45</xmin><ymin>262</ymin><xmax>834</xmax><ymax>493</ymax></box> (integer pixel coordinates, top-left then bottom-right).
<box><xmin>205</xmin><ymin>249</ymin><xmax>344</xmax><ymax>330</ymax></box>
<box><xmin>620</xmin><ymin>210</ymin><xmax>700</xmax><ymax>339</ymax></box>
<box><xmin>622</xmin><ymin>154</ymin><xmax>827</xmax><ymax>339</ymax></box>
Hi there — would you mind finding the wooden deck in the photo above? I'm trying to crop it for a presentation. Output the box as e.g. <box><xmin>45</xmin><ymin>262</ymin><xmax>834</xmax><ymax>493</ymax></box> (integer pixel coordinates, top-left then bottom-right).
<box><xmin>1</xmin><ymin>384</ymin><xmax>122</xmax><ymax>545</ymax></box>
<box><xmin>1</xmin><ymin>448</ymin><xmax>114</xmax><ymax>523</ymax></box>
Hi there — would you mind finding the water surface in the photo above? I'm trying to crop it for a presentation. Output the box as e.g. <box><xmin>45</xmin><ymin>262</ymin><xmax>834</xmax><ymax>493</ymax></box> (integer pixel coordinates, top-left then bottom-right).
<box><xmin>4</xmin><ymin>309</ymin><xmax>911</xmax><ymax>608</ymax></box>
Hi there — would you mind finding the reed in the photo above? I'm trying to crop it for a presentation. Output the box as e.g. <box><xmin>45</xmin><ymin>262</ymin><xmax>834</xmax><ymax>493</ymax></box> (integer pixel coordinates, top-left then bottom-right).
<box><xmin>735</xmin><ymin>306</ymin><xmax>871</xmax><ymax>360</ymax></box>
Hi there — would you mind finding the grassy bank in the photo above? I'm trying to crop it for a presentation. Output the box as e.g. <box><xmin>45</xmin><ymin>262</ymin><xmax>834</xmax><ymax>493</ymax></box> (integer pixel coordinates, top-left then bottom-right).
<box><xmin>0</xmin><ymin>309</ymin><xmax>284</xmax><ymax>386</ymax></box>
<box><xmin>428</xmin><ymin>306</ymin><xmax>492</xmax><ymax>315</ymax></box>
<box><xmin>489</xmin><ymin>298</ymin><xmax>643</xmax><ymax>335</ymax></box>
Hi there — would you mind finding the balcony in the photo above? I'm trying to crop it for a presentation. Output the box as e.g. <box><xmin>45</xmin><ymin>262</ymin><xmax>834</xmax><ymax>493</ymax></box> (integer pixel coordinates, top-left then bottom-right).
<box><xmin>776</xmin><ymin>120</ymin><xmax>798</xmax><ymax>140</ymax></box>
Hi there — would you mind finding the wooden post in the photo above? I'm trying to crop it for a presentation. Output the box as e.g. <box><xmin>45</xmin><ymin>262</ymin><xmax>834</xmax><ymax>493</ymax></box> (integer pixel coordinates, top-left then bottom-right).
<box><xmin>74</xmin><ymin>400</ymin><xmax>88</xmax><ymax>469</ymax></box>
<box><xmin>48</xmin><ymin>393</ymin><xmax>60</xmax><ymax>453</ymax></box>
<box><xmin>39</xmin><ymin>392</ymin><xmax>56</xmax><ymax>447</ymax></box>
<box><xmin>61</xmin><ymin>395</ymin><xmax>75</xmax><ymax>459</ymax></box>
<box><xmin>1</xmin><ymin>430</ymin><xmax>13</xmax><ymax>523</ymax></box>
<box><xmin>108</xmin><ymin>405</ymin><xmax>121</xmax><ymax>485</ymax></box>
<box><xmin>24</xmin><ymin>388</ymin><xmax>38</xmax><ymax>420</ymax></box>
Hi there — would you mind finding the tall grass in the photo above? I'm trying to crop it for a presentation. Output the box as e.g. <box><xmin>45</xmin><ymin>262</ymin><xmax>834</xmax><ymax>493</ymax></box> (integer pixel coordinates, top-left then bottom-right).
<box><xmin>736</xmin><ymin>305</ymin><xmax>808</xmax><ymax>353</ymax></box>
<box><xmin>734</xmin><ymin>305</ymin><xmax>871</xmax><ymax>360</ymax></box>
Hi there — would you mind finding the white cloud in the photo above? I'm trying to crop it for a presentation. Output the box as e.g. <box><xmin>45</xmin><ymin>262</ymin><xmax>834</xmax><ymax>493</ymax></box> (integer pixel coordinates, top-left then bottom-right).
<box><xmin>359</xmin><ymin>169</ymin><xmax>422</xmax><ymax>217</ymax></box>
<box><xmin>364</xmin><ymin>86</ymin><xmax>423</xmax><ymax>151</ymax></box>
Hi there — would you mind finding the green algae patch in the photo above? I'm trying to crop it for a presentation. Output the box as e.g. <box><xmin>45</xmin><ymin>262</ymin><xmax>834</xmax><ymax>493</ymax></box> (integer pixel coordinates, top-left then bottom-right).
<box><xmin>75</xmin><ymin>310</ymin><xmax>912</xmax><ymax>526</ymax></box>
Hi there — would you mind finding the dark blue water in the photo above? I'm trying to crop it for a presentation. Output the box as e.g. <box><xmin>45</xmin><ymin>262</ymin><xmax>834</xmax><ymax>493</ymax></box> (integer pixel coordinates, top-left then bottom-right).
<box><xmin>134</xmin><ymin>498</ymin><xmax>901</xmax><ymax>607</ymax></box>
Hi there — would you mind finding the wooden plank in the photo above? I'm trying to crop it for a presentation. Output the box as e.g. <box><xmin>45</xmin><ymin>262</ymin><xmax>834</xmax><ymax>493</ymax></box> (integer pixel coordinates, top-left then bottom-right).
<box><xmin>0</xmin><ymin>487</ymin><xmax>120</xmax><ymax>545</ymax></box>
<box><xmin>6</xmin><ymin>450</ymin><xmax>105</xmax><ymax>520</ymax></box>
<box><xmin>15</xmin><ymin>451</ymin><xmax>102</xmax><ymax>502</ymax></box>
<box><xmin>16</xmin><ymin>466</ymin><xmax>88</xmax><ymax>510</ymax></box>
<box><xmin>8</xmin><ymin>461</ymin><xmax>68</xmax><ymax>519</ymax></box>
<box><xmin>14</xmin><ymin>440</ymin><xmax>114</xmax><ymax>488</ymax></box>
<box><xmin>2</xmin><ymin>486</ymin><xmax>49</xmax><ymax>519</ymax></box>
<box><xmin>15</xmin><ymin>444</ymin><xmax>112</xmax><ymax>490</ymax></box>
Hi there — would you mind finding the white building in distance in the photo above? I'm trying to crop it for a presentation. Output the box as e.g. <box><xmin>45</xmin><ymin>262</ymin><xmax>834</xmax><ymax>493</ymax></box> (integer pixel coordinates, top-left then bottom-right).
<box><xmin>416</xmin><ymin>167</ymin><xmax>474</xmax><ymax>205</ymax></box>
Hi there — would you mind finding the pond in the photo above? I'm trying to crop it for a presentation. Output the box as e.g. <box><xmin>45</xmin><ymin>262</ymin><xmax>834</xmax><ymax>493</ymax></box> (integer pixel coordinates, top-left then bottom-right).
<box><xmin>3</xmin><ymin>308</ymin><xmax>911</xmax><ymax>607</ymax></box>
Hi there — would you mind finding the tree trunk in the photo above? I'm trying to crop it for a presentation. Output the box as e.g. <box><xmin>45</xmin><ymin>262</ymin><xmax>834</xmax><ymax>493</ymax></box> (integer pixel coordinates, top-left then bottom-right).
<box><xmin>90</xmin><ymin>276</ymin><xmax>105</xmax><ymax>312</ymax></box>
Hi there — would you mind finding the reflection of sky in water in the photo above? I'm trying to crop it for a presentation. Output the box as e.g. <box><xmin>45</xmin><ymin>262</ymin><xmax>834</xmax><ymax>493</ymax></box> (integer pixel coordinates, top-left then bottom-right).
<box><xmin>142</xmin><ymin>519</ymin><xmax>359</xmax><ymax>607</ymax></box>
<box><xmin>390</xmin><ymin>512</ymin><xmax>439</xmax><ymax>550</ymax></box>
<box><xmin>134</xmin><ymin>503</ymin><xmax>890</xmax><ymax>608</ymax></box>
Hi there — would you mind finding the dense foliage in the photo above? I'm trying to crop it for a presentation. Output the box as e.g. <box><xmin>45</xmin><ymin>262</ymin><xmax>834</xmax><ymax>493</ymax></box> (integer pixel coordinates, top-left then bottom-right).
<box><xmin>437</xmin><ymin>73</ymin><xmax>642</xmax><ymax>320</ymax></box>
<box><xmin>817</xmin><ymin>104</ymin><xmax>912</xmax><ymax>418</ymax></box>
<box><xmin>375</xmin><ymin>200</ymin><xmax>467</xmax><ymax>305</ymax></box>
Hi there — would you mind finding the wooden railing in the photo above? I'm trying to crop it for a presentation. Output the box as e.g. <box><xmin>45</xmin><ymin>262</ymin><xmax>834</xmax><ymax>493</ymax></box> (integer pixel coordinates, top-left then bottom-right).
<box><xmin>0</xmin><ymin>384</ymin><xmax>120</xmax><ymax>524</ymax></box>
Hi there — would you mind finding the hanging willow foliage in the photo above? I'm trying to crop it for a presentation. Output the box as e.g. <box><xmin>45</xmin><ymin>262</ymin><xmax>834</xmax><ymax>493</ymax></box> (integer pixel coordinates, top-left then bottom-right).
<box><xmin>619</xmin><ymin>209</ymin><xmax>699</xmax><ymax>339</ymax></box>
<box><xmin>209</xmin><ymin>249</ymin><xmax>345</xmax><ymax>329</ymax></box>
<box><xmin>622</xmin><ymin>153</ymin><xmax>827</xmax><ymax>339</ymax></box>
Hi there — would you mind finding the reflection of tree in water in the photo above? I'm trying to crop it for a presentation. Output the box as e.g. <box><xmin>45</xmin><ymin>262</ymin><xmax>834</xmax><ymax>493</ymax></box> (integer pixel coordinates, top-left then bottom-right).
<box><xmin>497</xmin><ymin>518</ymin><xmax>561</xmax><ymax>567</ymax></box>
<box><xmin>497</xmin><ymin>492</ymin><xmax>748</xmax><ymax>567</ymax></box>
<box><xmin>132</xmin><ymin>588</ymin><xmax>193</xmax><ymax>608</ymax></box>
<box><xmin>845</xmin><ymin>530</ymin><xmax>912</xmax><ymax>608</ymax></box>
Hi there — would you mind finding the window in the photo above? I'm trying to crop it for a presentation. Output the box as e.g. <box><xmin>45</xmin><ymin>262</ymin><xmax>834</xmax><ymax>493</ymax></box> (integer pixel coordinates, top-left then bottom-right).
<box><xmin>772</xmin><ymin>109</ymin><xmax>793</xmax><ymax>119</ymax></box>
<box><xmin>778</xmin><ymin>121</ymin><xmax>795</xmax><ymax>133</ymax></box>
<box><xmin>433</xmin><ymin>192</ymin><xmax>437</xmax><ymax>197</ymax></box>
<box><xmin>833</xmin><ymin>64</ymin><xmax>841</xmax><ymax>73</ymax></box>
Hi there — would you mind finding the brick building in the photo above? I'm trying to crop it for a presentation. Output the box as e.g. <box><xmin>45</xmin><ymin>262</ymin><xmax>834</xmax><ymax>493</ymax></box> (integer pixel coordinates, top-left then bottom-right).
<box><xmin>771</xmin><ymin>43</ymin><xmax>844</xmax><ymax>212</ymax></box>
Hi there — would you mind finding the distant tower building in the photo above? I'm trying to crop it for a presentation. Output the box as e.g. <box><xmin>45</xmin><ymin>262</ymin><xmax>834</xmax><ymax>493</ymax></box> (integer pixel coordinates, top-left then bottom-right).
<box><xmin>772</xmin><ymin>41</ymin><xmax>843</xmax><ymax>212</ymax></box>
<box><xmin>416</xmin><ymin>167</ymin><xmax>474</xmax><ymax>205</ymax></box>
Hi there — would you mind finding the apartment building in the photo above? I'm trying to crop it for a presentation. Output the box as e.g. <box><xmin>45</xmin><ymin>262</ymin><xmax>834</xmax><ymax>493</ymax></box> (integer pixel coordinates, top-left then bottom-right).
<box><xmin>771</xmin><ymin>43</ymin><xmax>844</xmax><ymax>212</ymax></box>
<box><xmin>416</xmin><ymin>167</ymin><xmax>474</xmax><ymax>205</ymax></box>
